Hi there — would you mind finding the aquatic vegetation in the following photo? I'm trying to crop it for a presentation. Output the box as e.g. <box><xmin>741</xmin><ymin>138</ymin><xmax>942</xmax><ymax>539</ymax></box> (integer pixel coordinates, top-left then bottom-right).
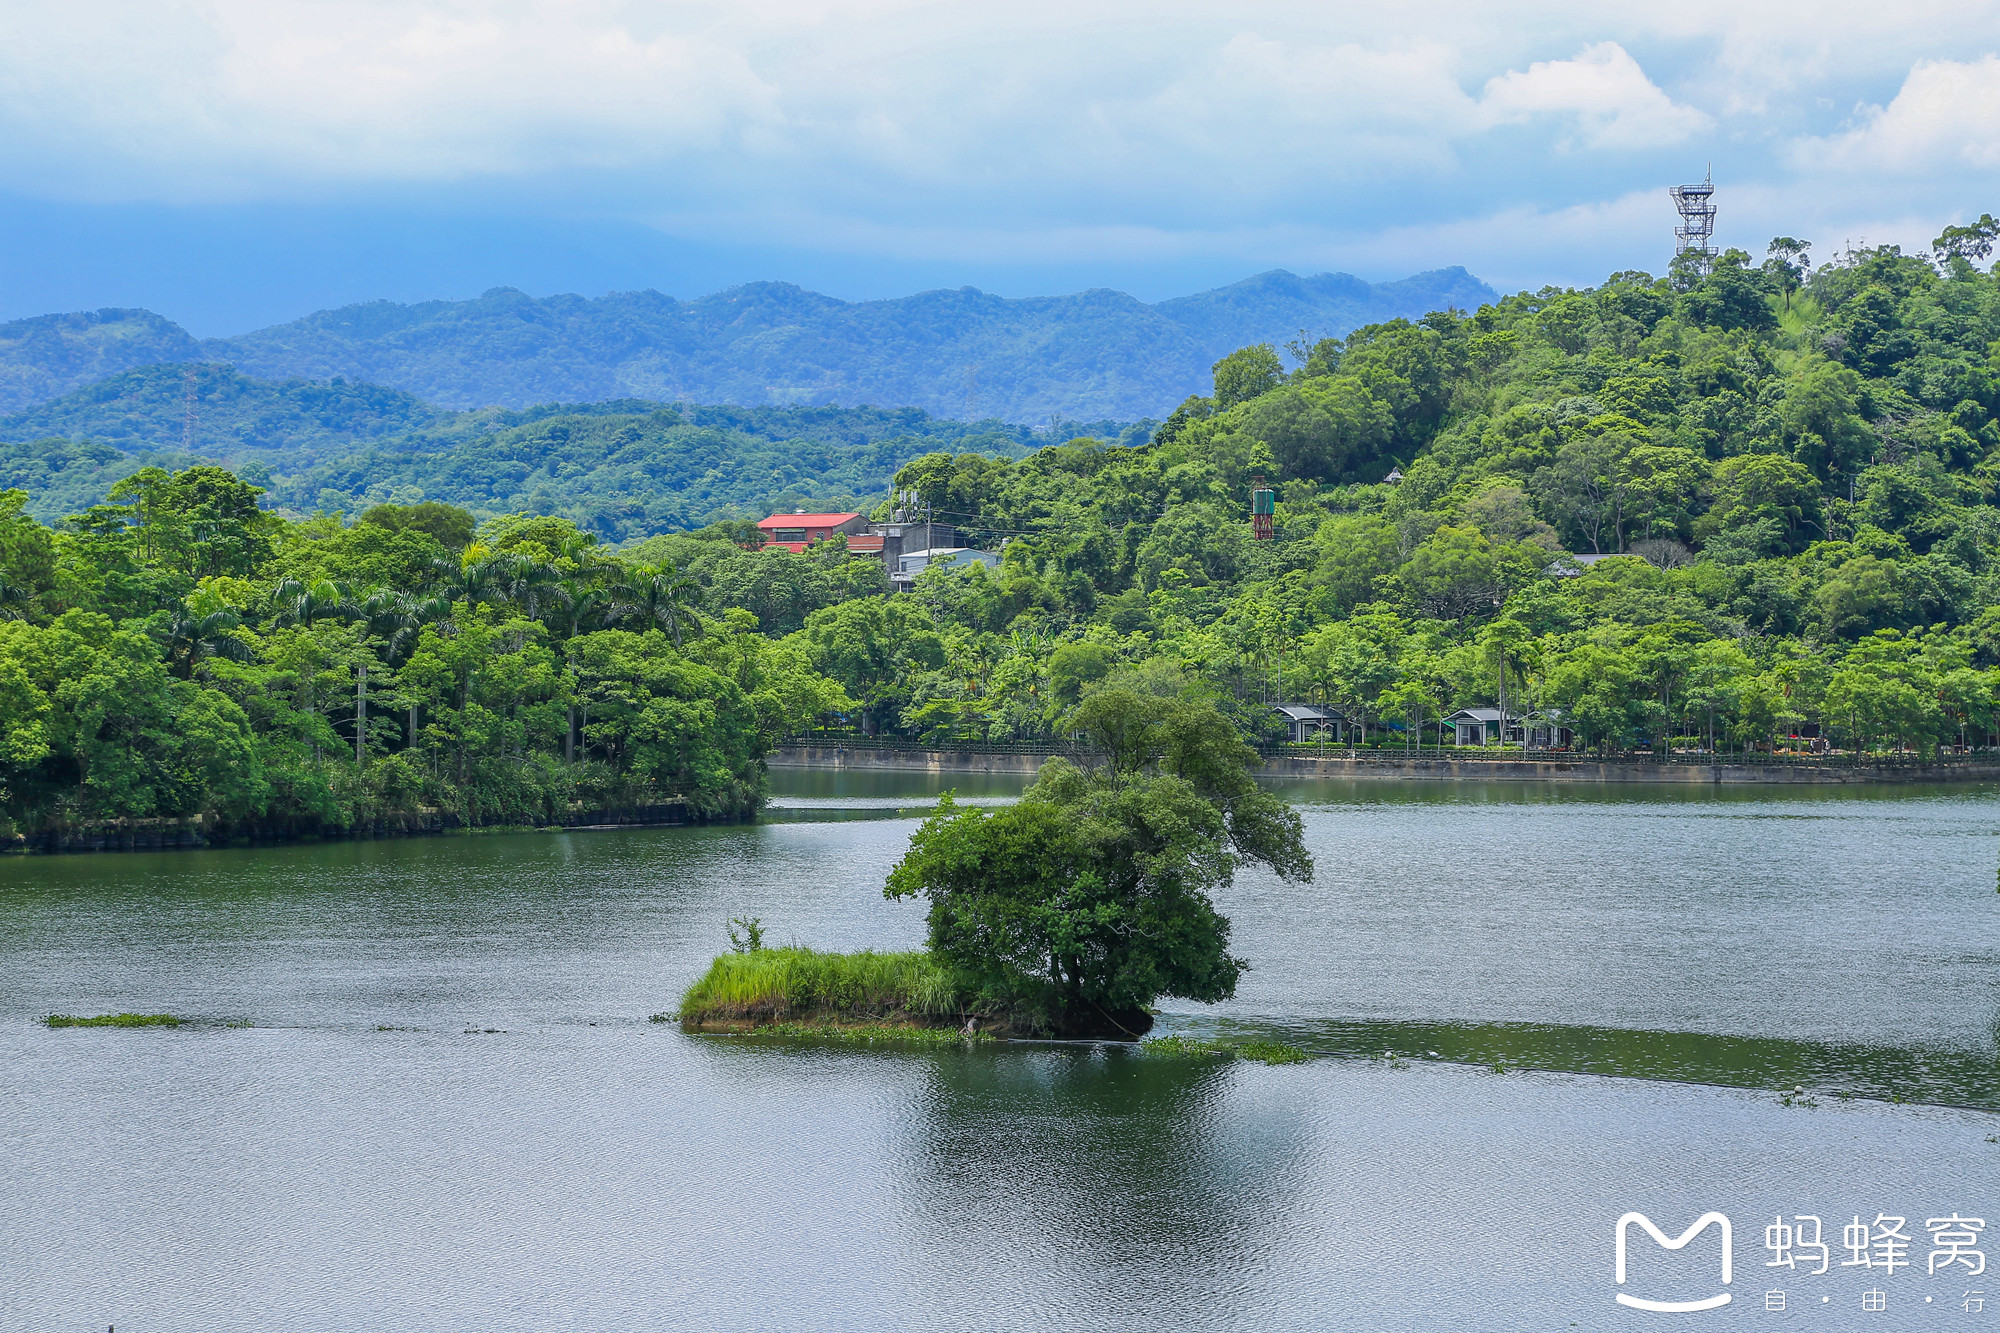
<box><xmin>678</xmin><ymin>947</ymin><xmax>969</xmax><ymax>1027</ymax></box>
<box><xmin>1140</xmin><ymin>1035</ymin><xmax>1310</xmax><ymax>1064</ymax></box>
<box><xmin>1140</xmin><ymin>1034</ymin><xmax>1235</xmax><ymax>1058</ymax></box>
<box><xmin>1292</xmin><ymin>1016</ymin><xmax>2000</xmax><ymax>1111</ymax></box>
<box><xmin>44</xmin><ymin>1012</ymin><xmax>179</xmax><ymax>1028</ymax></box>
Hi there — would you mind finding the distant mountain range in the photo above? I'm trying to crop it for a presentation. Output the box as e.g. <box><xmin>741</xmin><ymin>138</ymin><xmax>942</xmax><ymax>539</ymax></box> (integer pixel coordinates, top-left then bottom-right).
<box><xmin>0</xmin><ymin>268</ymin><xmax>1496</xmax><ymax>422</ymax></box>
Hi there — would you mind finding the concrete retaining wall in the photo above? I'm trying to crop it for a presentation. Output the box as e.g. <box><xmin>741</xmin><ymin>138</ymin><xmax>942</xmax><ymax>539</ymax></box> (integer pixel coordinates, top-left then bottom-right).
<box><xmin>772</xmin><ymin>745</ymin><xmax>2000</xmax><ymax>785</ymax></box>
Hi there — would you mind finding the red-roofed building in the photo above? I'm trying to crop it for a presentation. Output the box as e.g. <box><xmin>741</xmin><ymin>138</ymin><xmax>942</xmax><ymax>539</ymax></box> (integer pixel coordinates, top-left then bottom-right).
<box><xmin>755</xmin><ymin>511</ymin><xmax>869</xmax><ymax>553</ymax></box>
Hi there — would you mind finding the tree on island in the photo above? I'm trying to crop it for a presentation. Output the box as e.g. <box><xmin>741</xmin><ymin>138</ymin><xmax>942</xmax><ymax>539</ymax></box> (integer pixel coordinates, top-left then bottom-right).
<box><xmin>884</xmin><ymin>690</ymin><xmax>1312</xmax><ymax>1037</ymax></box>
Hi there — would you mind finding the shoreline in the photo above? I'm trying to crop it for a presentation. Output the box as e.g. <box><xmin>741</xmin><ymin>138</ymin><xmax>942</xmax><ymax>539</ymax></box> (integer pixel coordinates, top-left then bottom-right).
<box><xmin>2</xmin><ymin>801</ymin><xmax>731</xmax><ymax>856</ymax></box>
<box><xmin>772</xmin><ymin>743</ymin><xmax>2000</xmax><ymax>785</ymax></box>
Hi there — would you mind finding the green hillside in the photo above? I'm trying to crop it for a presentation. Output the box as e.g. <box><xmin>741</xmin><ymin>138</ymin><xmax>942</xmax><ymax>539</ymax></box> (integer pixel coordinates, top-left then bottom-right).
<box><xmin>0</xmin><ymin>362</ymin><xmax>442</xmax><ymax>458</ymax></box>
<box><xmin>0</xmin><ymin>308</ymin><xmax>199</xmax><ymax>415</ymax></box>
<box><xmin>0</xmin><ymin>367</ymin><xmax>1144</xmax><ymax>534</ymax></box>
<box><xmin>269</xmin><ymin>406</ymin><xmax>1146</xmax><ymax>538</ymax></box>
<box><xmin>5</xmin><ymin>235</ymin><xmax>2000</xmax><ymax>846</ymax></box>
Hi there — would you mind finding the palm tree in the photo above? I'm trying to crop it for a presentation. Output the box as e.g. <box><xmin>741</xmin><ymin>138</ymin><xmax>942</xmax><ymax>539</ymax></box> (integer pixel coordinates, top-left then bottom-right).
<box><xmin>152</xmin><ymin>607</ymin><xmax>255</xmax><ymax>679</ymax></box>
<box><xmin>356</xmin><ymin>588</ymin><xmax>449</xmax><ymax>666</ymax></box>
<box><xmin>491</xmin><ymin>551</ymin><xmax>564</xmax><ymax>621</ymax></box>
<box><xmin>268</xmin><ymin>578</ymin><xmax>357</xmax><ymax>628</ymax></box>
<box><xmin>426</xmin><ymin>553</ymin><xmax>508</xmax><ymax>617</ymax></box>
<box><xmin>606</xmin><ymin>562</ymin><xmax>701</xmax><ymax>648</ymax></box>
<box><xmin>543</xmin><ymin>580</ymin><xmax>609</xmax><ymax>643</ymax></box>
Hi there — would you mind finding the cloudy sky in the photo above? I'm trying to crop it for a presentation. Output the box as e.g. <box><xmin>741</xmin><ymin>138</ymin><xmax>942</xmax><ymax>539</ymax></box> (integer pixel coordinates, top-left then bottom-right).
<box><xmin>3</xmin><ymin>1</ymin><xmax>1998</xmax><ymax>333</ymax></box>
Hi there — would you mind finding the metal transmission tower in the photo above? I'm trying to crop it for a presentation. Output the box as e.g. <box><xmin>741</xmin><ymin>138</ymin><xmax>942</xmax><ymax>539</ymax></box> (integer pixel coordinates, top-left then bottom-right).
<box><xmin>1669</xmin><ymin>167</ymin><xmax>1717</xmax><ymax>274</ymax></box>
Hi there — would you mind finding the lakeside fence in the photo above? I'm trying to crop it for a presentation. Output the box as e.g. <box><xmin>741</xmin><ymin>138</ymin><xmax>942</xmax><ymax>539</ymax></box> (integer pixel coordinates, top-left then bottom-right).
<box><xmin>783</xmin><ymin>734</ymin><xmax>1989</xmax><ymax>768</ymax></box>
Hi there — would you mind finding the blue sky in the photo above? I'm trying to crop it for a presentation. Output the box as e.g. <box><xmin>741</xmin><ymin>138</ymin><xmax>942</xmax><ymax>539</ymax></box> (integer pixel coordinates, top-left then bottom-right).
<box><xmin>3</xmin><ymin>1</ymin><xmax>1999</xmax><ymax>335</ymax></box>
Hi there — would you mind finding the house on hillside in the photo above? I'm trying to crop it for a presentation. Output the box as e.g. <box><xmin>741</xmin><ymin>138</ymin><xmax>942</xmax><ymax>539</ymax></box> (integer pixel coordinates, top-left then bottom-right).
<box><xmin>869</xmin><ymin>517</ymin><xmax>955</xmax><ymax>570</ymax></box>
<box><xmin>755</xmin><ymin>511</ymin><xmax>871</xmax><ymax>553</ymax></box>
<box><xmin>1546</xmin><ymin>552</ymin><xmax>1621</xmax><ymax>578</ymax></box>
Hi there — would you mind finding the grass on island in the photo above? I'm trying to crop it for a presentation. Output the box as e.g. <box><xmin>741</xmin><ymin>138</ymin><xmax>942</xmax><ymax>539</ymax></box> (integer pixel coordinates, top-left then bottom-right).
<box><xmin>708</xmin><ymin>1020</ymin><xmax>993</xmax><ymax>1048</ymax></box>
<box><xmin>677</xmin><ymin>947</ymin><xmax>969</xmax><ymax>1029</ymax></box>
<box><xmin>44</xmin><ymin>1012</ymin><xmax>180</xmax><ymax>1028</ymax></box>
<box><xmin>1141</xmin><ymin>1034</ymin><xmax>1310</xmax><ymax>1065</ymax></box>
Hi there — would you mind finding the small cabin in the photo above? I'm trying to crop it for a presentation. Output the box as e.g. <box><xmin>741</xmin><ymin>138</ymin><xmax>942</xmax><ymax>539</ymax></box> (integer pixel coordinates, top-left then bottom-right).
<box><xmin>1444</xmin><ymin>707</ymin><xmax>1515</xmax><ymax>747</ymax></box>
<box><xmin>1444</xmin><ymin>707</ymin><xmax>1572</xmax><ymax>749</ymax></box>
<box><xmin>1272</xmin><ymin>703</ymin><xmax>1346</xmax><ymax>743</ymax></box>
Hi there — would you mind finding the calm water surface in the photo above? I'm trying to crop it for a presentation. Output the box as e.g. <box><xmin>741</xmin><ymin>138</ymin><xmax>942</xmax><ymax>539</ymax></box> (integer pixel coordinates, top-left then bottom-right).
<box><xmin>4</xmin><ymin>775</ymin><xmax>1998</xmax><ymax>1330</ymax></box>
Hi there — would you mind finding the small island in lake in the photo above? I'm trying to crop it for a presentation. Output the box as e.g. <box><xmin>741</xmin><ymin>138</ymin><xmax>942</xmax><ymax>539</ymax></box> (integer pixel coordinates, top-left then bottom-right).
<box><xmin>676</xmin><ymin>690</ymin><xmax>1313</xmax><ymax>1041</ymax></box>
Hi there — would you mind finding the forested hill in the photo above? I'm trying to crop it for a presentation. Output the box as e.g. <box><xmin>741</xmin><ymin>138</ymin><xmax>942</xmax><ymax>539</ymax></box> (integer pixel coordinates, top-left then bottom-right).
<box><xmin>0</xmin><ymin>365</ymin><xmax>1138</xmax><ymax>535</ymax></box>
<box><xmin>0</xmin><ymin>309</ymin><xmax>201</xmax><ymax>415</ymax></box>
<box><xmin>0</xmin><ymin>267</ymin><xmax>1496</xmax><ymax>419</ymax></box>
<box><xmin>8</xmin><ymin>234</ymin><xmax>2000</xmax><ymax>847</ymax></box>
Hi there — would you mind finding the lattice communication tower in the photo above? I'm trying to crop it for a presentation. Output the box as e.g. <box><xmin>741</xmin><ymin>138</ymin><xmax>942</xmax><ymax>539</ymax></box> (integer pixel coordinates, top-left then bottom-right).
<box><xmin>1669</xmin><ymin>167</ymin><xmax>1716</xmax><ymax>273</ymax></box>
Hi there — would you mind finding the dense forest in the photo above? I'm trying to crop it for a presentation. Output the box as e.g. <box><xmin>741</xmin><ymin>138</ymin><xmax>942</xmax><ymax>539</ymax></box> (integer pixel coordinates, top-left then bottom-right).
<box><xmin>0</xmin><ymin>268</ymin><xmax>1496</xmax><ymax>420</ymax></box>
<box><xmin>0</xmin><ymin>374</ymin><xmax>1137</xmax><ymax>535</ymax></box>
<box><xmin>5</xmin><ymin>227</ymin><xmax>2000</xmax><ymax>845</ymax></box>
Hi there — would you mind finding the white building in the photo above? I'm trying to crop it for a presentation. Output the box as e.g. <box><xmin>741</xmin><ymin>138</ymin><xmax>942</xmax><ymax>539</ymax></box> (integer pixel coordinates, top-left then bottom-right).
<box><xmin>893</xmin><ymin>546</ymin><xmax>1000</xmax><ymax>586</ymax></box>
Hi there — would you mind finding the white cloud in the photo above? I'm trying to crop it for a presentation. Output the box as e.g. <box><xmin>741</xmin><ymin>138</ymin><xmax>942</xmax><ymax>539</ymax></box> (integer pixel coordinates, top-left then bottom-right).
<box><xmin>1796</xmin><ymin>55</ymin><xmax>2000</xmax><ymax>172</ymax></box>
<box><xmin>0</xmin><ymin>1</ymin><xmax>789</xmax><ymax>192</ymax></box>
<box><xmin>0</xmin><ymin>5</ymin><xmax>1710</xmax><ymax>196</ymax></box>
<box><xmin>1478</xmin><ymin>42</ymin><xmax>1710</xmax><ymax>148</ymax></box>
<box><xmin>1</xmin><ymin>1</ymin><xmax>1999</xmax><ymax>297</ymax></box>
<box><xmin>1130</xmin><ymin>34</ymin><xmax>1476</xmax><ymax>175</ymax></box>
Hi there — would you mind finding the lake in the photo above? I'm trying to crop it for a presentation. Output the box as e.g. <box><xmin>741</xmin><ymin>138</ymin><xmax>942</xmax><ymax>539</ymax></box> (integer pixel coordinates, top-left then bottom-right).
<box><xmin>4</xmin><ymin>774</ymin><xmax>1997</xmax><ymax>1331</ymax></box>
